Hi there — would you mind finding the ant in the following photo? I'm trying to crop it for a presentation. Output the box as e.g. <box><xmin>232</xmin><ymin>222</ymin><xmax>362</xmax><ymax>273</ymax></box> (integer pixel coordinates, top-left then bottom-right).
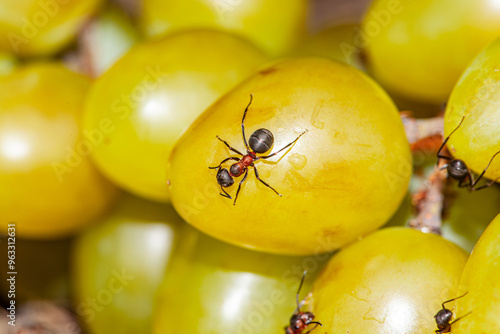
<box><xmin>437</xmin><ymin>116</ymin><xmax>500</xmax><ymax>190</ymax></box>
<box><xmin>285</xmin><ymin>270</ymin><xmax>322</xmax><ymax>334</ymax></box>
<box><xmin>209</xmin><ymin>94</ymin><xmax>307</xmax><ymax>205</ymax></box>
<box><xmin>434</xmin><ymin>291</ymin><xmax>471</xmax><ymax>333</ymax></box>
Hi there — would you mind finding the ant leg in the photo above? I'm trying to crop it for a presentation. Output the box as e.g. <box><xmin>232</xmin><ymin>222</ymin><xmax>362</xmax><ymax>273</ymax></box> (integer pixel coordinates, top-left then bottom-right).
<box><xmin>253</xmin><ymin>165</ymin><xmax>281</xmax><ymax>197</ymax></box>
<box><xmin>219</xmin><ymin>185</ymin><xmax>232</xmax><ymax>199</ymax></box>
<box><xmin>303</xmin><ymin>322</ymin><xmax>322</xmax><ymax>334</ymax></box>
<box><xmin>458</xmin><ymin>175</ymin><xmax>471</xmax><ymax>189</ymax></box>
<box><xmin>233</xmin><ymin>169</ymin><xmax>248</xmax><ymax>205</ymax></box>
<box><xmin>449</xmin><ymin>311</ymin><xmax>472</xmax><ymax>326</ymax></box>
<box><xmin>208</xmin><ymin>157</ymin><xmax>240</xmax><ymax>169</ymax></box>
<box><xmin>437</xmin><ymin>116</ymin><xmax>466</xmax><ymax>165</ymax></box>
<box><xmin>241</xmin><ymin>94</ymin><xmax>253</xmax><ymax>151</ymax></box>
<box><xmin>216</xmin><ymin>136</ymin><xmax>244</xmax><ymax>156</ymax></box>
<box><xmin>470</xmin><ymin>150</ymin><xmax>500</xmax><ymax>190</ymax></box>
<box><xmin>260</xmin><ymin>130</ymin><xmax>308</xmax><ymax>159</ymax></box>
<box><xmin>441</xmin><ymin>291</ymin><xmax>468</xmax><ymax>309</ymax></box>
<box><xmin>472</xmin><ymin>177</ymin><xmax>500</xmax><ymax>191</ymax></box>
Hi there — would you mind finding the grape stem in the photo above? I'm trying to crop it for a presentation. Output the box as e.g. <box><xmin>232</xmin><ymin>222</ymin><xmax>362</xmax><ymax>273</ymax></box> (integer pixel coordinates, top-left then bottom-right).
<box><xmin>409</xmin><ymin>159</ymin><xmax>447</xmax><ymax>235</ymax></box>
<box><xmin>400</xmin><ymin>112</ymin><xmax>444</xmax><ymax>152</ymax></box>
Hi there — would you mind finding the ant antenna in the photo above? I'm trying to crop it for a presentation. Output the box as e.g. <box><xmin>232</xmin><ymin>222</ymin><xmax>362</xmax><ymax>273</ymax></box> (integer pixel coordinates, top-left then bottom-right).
<box><xmin>295</xmin><ymin>270</ymin><xmax>308</xmax><ymax>313</ymax></box>
<box><xmin>437</xmin><ymin>116</ymin><xmax>466</xmax><ymax>166</ymax></box>
<box><xmin>442</xmin><ymin>291</ymin><xmax>468</xmax><ymax>309</ymax></box>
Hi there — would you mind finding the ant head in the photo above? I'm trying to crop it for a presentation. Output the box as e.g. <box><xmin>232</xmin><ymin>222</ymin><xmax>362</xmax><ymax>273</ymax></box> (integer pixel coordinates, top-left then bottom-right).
<box><xmin>290</xmin><ymin>312</ymin><xmax>315</xmax><ymax>331</ymax></box>
<box><xmin>447</xmin><ymin>159</ymin><xmax>468</xmax><ymax>180</ymax></box>
<box><xmin>249</xmin><ymin>128</ymin><xmax>274</xmax><ymax>153</ymax></box>
<box><xmin>216</xmin><ymin>168</ymin><xmax>234</xmax><ymax>187</ymax></box>
<box><xmin>434</xmin><ymin>308</ymin><xmax>453</xmax><ymax>327</ymax></box>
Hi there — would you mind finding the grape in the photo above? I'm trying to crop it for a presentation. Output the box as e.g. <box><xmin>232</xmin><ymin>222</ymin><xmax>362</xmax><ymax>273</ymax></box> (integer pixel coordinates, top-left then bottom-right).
<box><xmin>313</xmin><ymin>227</ymin><xmax>468</xmax><ymax>333</ymax></box>
<box><xmin>139</xmin><ymin>0</ymin><xmax>308</xmax><ymax>57</ymax></box>
<box><xmin>453</xmin><ymin>214</ymin><xmax>500</xmax><ymax>333</ymax></box>
<box><xmin>363</xmin><ymin>0</ymin><xmax>500</xmax><ymax>104</ymax></box>
<box><xmin>154</xmin><ymin>225</ymin><xmax>325</xmax><ymax>334</ymax></box>
<box><xmin>0</xmin><ymin>62</ymin><xmax>119</xmax><ymax>239</ymax></box>
<box><xmin>72</xmin><ymin>194</ymin><xmax>183</xmax><ymax>334</ymax></box>
<box><xmin>441</xmin><ymin>184</ymin><xmax>500</xmax><ymax>253</ymax></box>
<box><xmin>166</xmin><ymin>57</ymin><xmax>412</xmax><ymax>255</ymax></box>
<box><xmin>83</xmin><ymin>30</ymin><xmax>267</xmax><ymax>202</ymax></box>
<box><xmin>0</xmin><ymin>0</ymin><xmax>102</xmax><ymax>57</ymax></box>
<box><xmin>291</xmin><ymin>24</ymin><xmax>364</xmax><ymax>70</ymax></box>
<box><xmin>444</xmin><ymin>36</ymin><xmax>500</xmax><ymax>182</ymax></box>
<box><xmin>0</xmin><ymin>52</ymin><xmax>16</xmax><ymax>76</ymax></box>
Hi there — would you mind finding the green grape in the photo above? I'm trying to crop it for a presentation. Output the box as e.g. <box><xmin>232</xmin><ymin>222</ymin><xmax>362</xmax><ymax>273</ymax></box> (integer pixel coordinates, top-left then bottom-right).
<box><xmin>0</xmin><ymin>0</ymin><xmax>102</xmax><ymax>57</ymax></box>
<box><xmin>83</xmin><ymin>30</ymin><xmax>267</xmax><ymax>202</ymax></box>
<box><xmin>83</xmin><ymin>4</ymin><xmax>140</xmax><ymax>77</ymax></box>
<box><xmin>0</xmin><ymin>62</ymin><xmax>119</xmax><ymax>239</ymax></box>
<box><xmin>454</xmin><ymin>214</ymin><xmax>500</xmax><ymax>333</ymax></box>
<box><xmin>444</xmin><ymin>36</ymin><xmax>500</xmax><ymax>182</ymax></box>
<box><xmin>166</xmin><ymin>57</ymin><xmax>411</xmax><ymax>255</ymax></box>
<box><xmin>72</xmin><ymin>194</ymin><xmax>183</xmax><ymax>334</ymax></box>
<box><xmin>139</xmin><ymin>0</ymin><xmax>308</xmax><ymax>57</ymax></box>
<box><xmin>363</xmin><ymin>0</ymin><xmax>500</xmax><ymax>104</ymax></box>
<box><xmin>291</xmin><ymin>23</ymin><xmax>364</xmax><ymax>70</ymax></box>
<box><xmin>313</xmin><ymin>227</ymin><xmax>468</xmax><ymax>333</ymax></box>
<box><xmin>442</xmin><ymin>184</ymin><xmax>500</xmax><ymax>253</ymax></box>
<box><xmin>0</xmin><ymin>52</ymin><xmax>16</xmax><ymax>76</ymax></box>
<box><xmin>154</xmin><ymin>225</ymin><xmax>327</xmax><ymax>334</ymax></box>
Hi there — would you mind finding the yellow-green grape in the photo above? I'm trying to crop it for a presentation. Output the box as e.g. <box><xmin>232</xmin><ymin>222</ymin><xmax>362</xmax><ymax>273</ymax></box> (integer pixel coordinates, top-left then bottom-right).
<box><xmin>0</xmin><ymin>52</ymin><xmax>17</xmax><ymax>76</ymax></box>
<box><xmin>154</xmin><ymin>225</ymin><xmax>326</xmax><ymax>334</ymax></box>
<box><xmin>72</xmin><ymin>194</ymin><xmax>183</xmax><ymax>334</ymax></box>
<box><xmin>444</xmin><ymin>36</ymin><xmax>500</xmax><ymax>182</ymax></box>
<box><xmin>0</xmin><ymin>62</ymin><xmax>119</xmax><ymax>239</ymax></box>
<box><xmin>0</xmin><ymin>0</ymin><xmax>102</xmax><ymax>57</ymax></box>
<box><xmin>84</xmin><ymin>4</ymin><xmax>140</xmax><ymax>76</ymax></box>
<box><xmin>292</xmin><ymin>24</ymin><xmax>364</xmax><ymax>70</ymax></box>
<box><xmin>83</xmin><ymin>30</ymin><xmax>267</xmax><ymax>202</ymax></box>
<box><xmin>442</xmin><ymin>185</ymin><xmax>500</xmax><ymax>253</ymax></box>
<box><xmin>454</xmin><ymin>214</ymin><xmax>500</xmax><ymax>333</ymax></box>
<box><xmin>166</xmin><ymin>58</ymin><xmax>412</xmax><ymax>255</ymax></box>
<box><xmin>313</xmin><ymin>227</ymin><xmax>468</xmax><ymax>333</ymax></box>
<box><xmin>363</xmin><ymin>0</ymin><xmax>500</xmax><ymax>104</ymax></box>
<box><xmin>139</xmin><ymin>0</ymin><xmax>308</xmax><ymax>57</ymax></box>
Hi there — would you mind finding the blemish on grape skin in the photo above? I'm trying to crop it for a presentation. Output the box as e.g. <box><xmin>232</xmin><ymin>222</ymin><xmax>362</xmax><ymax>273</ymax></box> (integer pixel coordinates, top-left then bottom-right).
<box><xmin>259</xmin><ymin>68</ymin><xmax>277</xmax><ymax>75</ymax></box>
<box><xmin>288</xmin><ymin>153</ymin><xmax>307</xmax><ymax>170</ymax></box>
<box><xmin>311</xmin><ymin>100</ymin><xmax>325</xmax><ymax>129</ymax></box>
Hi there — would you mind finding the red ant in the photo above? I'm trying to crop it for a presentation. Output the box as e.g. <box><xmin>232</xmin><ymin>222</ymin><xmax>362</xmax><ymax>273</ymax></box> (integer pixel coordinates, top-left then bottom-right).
<box><xmin>437</xmin><ymin>116</ymin><xmax>500</xmax><ymax>190</ymax></box>
<box><xmin>209</xmin><ymin>94</ymin><xmax>307</xmax><ymax>205</ymax></box>
<box><xmin>434</xmin><ymin>292</ymin><xmax>471</xmax><ymax>333</ymax></box>
<box><xmin>285</xmin><ymin>271</ymin><xmax>322</xmax><ymax>334</ymax></box>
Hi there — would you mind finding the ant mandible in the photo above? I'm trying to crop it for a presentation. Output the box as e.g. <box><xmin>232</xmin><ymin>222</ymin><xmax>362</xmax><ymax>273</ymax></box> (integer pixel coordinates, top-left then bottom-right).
<box><xmin>437</xmin><ymin>116</ymin><xmax>500</xmax><ymax>190</ymax></box>
<box><xmin>209</xmin><ymin>94</ymin><xmax>307</xmax><ymax>205</ymax></box>
<box><xmin>434</xmin><ymin>292</ymin><xmax>471</xmax><ymax>333</ymax></box>
<box><xmin>285</xmin><ymin>270</ymin><xmax>322</xmax><ymax>334</ymax></box>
